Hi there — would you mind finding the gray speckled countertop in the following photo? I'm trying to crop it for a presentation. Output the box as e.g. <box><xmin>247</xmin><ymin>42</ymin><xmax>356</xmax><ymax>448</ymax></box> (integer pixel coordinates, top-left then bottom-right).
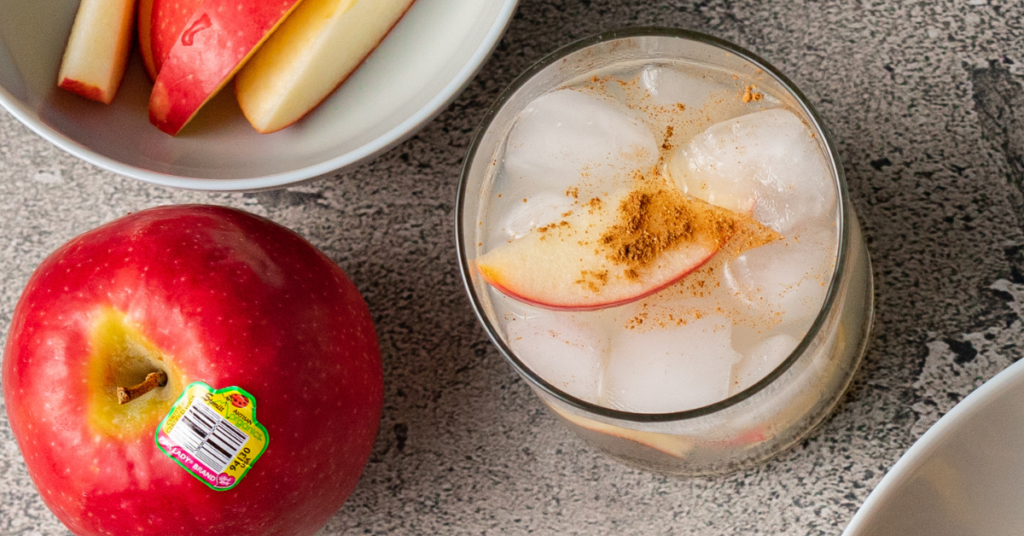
<box><xmin>3</xmin><ymin>0</ymin><xmax>1024</xmax><ymax>534</ymax></box>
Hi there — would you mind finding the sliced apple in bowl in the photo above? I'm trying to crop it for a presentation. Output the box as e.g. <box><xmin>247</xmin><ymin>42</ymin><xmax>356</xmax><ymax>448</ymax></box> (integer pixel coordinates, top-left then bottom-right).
<box><xmin>148</xmin><ymin>0</ymin><xmax>303</xmax><ymax>135</ymax></box>
<box><xmin>475</xmin><ymin>186</ymin><xmax>780</xmax><ymax>311</ymax></box>
<box><xmin>137</xmin><ymin>0</ymin><xmax>204</xmax><ymax>80</ymax></box>
<box><xmin>235</xmin><ymin>0</ymin><xmax>417</xmax><ymax>133</ymax></box>
<box><xmin>57</xmin><ymin>0</ymin><xmax>136</xmax><ymax>103</ymax></box>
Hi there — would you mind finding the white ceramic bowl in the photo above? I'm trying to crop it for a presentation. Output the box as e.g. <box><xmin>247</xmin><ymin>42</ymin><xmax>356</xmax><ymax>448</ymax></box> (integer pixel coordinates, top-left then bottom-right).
<box><xmin>843</xmin><ymin>358</ymin><xmax>1024</xmax><ymax>535</ymax></box>
<box><xmin>0</xmin><ymin>0</ymin><xmax>518</xmax><ymax>191</ymax></box>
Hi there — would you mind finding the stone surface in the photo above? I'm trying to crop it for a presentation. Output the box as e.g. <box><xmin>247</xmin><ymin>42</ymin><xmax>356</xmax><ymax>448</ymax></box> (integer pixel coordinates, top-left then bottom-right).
<box><xmin>3</xmin><ymin>0</ymin><xmax>1024</xmax><ymax>534</ymax></box>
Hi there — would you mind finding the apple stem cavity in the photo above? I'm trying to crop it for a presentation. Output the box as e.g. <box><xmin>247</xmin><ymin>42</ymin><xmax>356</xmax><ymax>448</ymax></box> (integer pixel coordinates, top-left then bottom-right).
<box><xmin>117</xmin><ymin>371</ymin><xmax>168</xmax><ymax>405</ymax></box>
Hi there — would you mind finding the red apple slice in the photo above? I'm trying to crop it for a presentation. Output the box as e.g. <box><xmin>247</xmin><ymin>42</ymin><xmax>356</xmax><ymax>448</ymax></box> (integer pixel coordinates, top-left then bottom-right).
<box><xmin>138</xmin><ymin>0</ymin><xmax>204</xmax><ymax>80</ymax></box>
<box><xmin>476</xmin><ymin>188</ymin><xmax>778</xmax><ymax>310</ymax></box>
<box><xmin>235</xmin><ymin>0</ymin><xmax>417</xmax><ymax>133</ymax></box>
<box><xmin>57</xmin><ymin>0</ymin><xmax>137</xmax><ymax>103</ymax></box>
<box><xmin>148</xmin><ymin>0</ymin><xmax>304</xmax><ymax>136</ymax></box>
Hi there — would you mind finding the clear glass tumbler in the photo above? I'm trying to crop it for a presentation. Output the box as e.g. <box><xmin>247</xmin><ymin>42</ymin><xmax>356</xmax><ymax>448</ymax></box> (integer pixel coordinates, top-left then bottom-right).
<box><xmin>456</xmin><ymin>28</ymin><xmax>874</xmax><ymax>475</ymax></box>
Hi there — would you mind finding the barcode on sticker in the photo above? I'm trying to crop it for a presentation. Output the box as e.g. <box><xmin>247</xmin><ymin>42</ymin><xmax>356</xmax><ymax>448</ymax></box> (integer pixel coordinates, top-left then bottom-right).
<box><xmin>167</xmin><ymin>399</ymin><xmax>248</xmax><ymax>473</ymax></box>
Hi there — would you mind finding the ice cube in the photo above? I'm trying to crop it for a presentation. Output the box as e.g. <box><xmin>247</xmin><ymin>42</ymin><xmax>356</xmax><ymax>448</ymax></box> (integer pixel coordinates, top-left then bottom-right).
<box><xmin>491</xmin><ymin>191</ymin><xmax>575</xmax><ymax>244</ymax></box>
<box><xmin>637</xmin><ymin>65</ymin><xmax>728</xmax><ymax>110</ymax></box>
<box><xmin>667</xmin><ymin>109</ymin><xmax>836</xmax><ymax>234</ymax></box>
<box><xmin>729</xmin><ymin>332</ymin><xmax>798</xmax><ymax>396</ymax></box>
<box><xmin>503</xmin><ymin>89</ymin><xmax>658</xmax><ymax>196</ymax></box>
<box><xmin>721</xmin><ymin>228</ymin><xmax>835</xmax><ymax>331</ymax></box>
<box><xmin>504</xmin><ymin>304</ymin><xmax>608</xmax><ymax>404</ymax></box>
<box><xmin>603</xmin><ymin>315</ymin><xmax>741</xmax><ymax>413</ymax></box>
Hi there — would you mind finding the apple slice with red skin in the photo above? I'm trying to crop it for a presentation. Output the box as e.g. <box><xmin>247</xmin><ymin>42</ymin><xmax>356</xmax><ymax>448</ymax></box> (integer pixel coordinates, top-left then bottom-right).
<box><xmin>551</xmin><ymin>405</ymin><xmax>695</xmax><ymax>458</ymax></box>
<box><xmin>553</xmin><ymin>404</ymin><xmax>770</xmax><ymax>462</ymax></box>
<box><xmin>57</xmin><ymin>0</ymin><xmax>137</xmax><ymax>103</ymax></box>
<box><xmin>477</xmin><ymin>188</ymin><xmax>778</xmax><ymax>311</ymax></box>
<box><xmin>148</xmin><ymin>0</ymin><xmax>303</xmax><ymax>135</ymax></box>
<box><xmin>137</xmin><ymin>0</ymin><xmax>204</xmax><ymax>80</ymax></box>
<box><xmin>235</xmin><ymin>0</ymin><xmax>417</xmax><ymax>133</ymax></box>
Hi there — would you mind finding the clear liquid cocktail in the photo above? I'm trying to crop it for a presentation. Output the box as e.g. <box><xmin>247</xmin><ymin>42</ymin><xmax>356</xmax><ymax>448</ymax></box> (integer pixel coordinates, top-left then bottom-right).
<box><xmin>457</xmin><ymin>29</ymin><xmax>873</xmax><ymax>475</ymax></box>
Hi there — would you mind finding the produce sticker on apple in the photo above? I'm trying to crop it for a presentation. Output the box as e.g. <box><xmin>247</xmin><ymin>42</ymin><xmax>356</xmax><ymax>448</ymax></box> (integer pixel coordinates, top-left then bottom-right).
<box><xmin>156</xmin><ymin>382</ymin><xmax>269</xmax><ymax>491</ymax></box>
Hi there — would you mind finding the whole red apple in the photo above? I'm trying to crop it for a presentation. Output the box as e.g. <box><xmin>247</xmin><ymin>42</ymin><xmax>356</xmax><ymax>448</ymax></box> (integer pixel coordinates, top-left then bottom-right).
<box><xmin>3</xmin><ymin>205</ymin><xmax>383</xmax><ymax>536</ymax></box>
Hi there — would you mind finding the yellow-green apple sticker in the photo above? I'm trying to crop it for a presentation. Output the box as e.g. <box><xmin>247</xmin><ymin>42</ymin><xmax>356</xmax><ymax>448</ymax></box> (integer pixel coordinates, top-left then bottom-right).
<box><xmin>156</xmin><ymin>382</ymin><xmax>269</xmax><ymax>491</ymax></box>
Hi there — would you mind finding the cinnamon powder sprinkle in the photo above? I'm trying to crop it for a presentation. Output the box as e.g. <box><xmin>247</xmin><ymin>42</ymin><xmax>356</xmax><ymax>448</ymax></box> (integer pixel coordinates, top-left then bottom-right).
<box><xmin>598</xmin><ymin>186</ymin><xmax>778</xmax><ymax>281</ymax></box>
<box><xmin>599</xmin><ymin>189</ymin><xmax>719</xmax><ymax>279</ymax></box>
<box><xmin>574</xmin><ymin>270</ymin><xmax>609</xmax><ymax>293</ymax></box>
<box><xmin>661</xmin><ymin>125</ymin><xmax>675</xmax><ymax>151</ymax></box>
<box><xmin>537</xmin><ymin>220</ymin><xmax>570</xmax><ymax>233</ymax></box>
<box><xmin>742</xmin><ymin>85</ymin><xmax>764</xmax><ymax>103</ymax></box>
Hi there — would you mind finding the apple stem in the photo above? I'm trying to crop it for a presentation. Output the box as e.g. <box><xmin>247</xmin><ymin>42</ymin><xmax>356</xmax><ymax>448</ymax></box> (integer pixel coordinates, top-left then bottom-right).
<box><xmin>117</xmin><ymin>371</ymin><xmax>168</xmax><ymax>405</ymax></box>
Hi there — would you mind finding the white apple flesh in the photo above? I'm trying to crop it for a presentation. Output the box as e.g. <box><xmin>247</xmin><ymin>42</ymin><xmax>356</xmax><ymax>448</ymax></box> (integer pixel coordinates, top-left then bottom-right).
<box><xmin>57</xmin><ymin>0</ymin><xmax>136</xmax><ymax>103</ymax></box>
<box><xmin>235</xmin><ymin>0</ymin><xmax>417</xmax><ymax>133</ymax></box>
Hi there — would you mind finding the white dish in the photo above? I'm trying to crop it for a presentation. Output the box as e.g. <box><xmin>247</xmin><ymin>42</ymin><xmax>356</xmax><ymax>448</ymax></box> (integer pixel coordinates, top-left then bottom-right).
<box><xmin>843</xmin><ymin>357</ymin><xmax>1024</xmax><ymax>535</ymax></box>
<box><xmin>0</xmin><ymin>0</ymin><xmax>518</xmax><ymax>191</ymax></box>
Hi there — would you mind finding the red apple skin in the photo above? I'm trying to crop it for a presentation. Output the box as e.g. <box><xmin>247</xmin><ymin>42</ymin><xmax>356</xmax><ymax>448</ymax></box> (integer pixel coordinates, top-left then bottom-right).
<box><xmin>3</xmin><ymin>205</ymin><xmax>383</xmax><ymax>536</ymax></box>
<box><xmin>148</xmin><ymin>0</ymin><xmax>302</xmax><ymax>135</ymax></box>
<box><xmin>138</xmin><ymin>0</ymin><xmax>205</xmax><ymax>80</ymax></box>
<box><xmin>57</xmin><ymin>78</ymin><xmax>106</xmax><ymax>102</ymax></box>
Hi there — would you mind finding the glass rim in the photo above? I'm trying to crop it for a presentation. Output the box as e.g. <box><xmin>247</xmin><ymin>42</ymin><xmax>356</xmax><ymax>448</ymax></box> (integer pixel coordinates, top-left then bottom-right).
<box><xmin>455</xmin><ymin>26</ymin><xmax>851</xmax><ymax>423</ymax></box>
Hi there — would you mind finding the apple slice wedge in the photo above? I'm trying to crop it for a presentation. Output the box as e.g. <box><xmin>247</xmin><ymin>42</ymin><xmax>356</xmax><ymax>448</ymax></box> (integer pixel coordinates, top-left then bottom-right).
<box><xmin>234</xmin><ymin>0</ymin><xmax>417</xmax><ymax>133</ymax></box>
<box><xmin>137</xmin><ymin>0</ymin><xmax>157</xmax><ymax>78</ymax></box>
<box><xmin>476</xmin><ymin>187</ymin><xmax>779</xmax><ymax>310</ymax></box>
<box><xmin>550</xmin><ymin>405</ymin><xmax>695</xmax><ymax>459</ymax></box>
<box><xmin>57</xmin><ymin>0</ymin><xmax>137</xmax><ymax>103</ymax></box>
<box><xmin>137</xmin><ymin>0</ymin><xmax>204</xmax><ymax>80</ymax></box>
<box><xmin>148</xmin><ymin>0</ymin><xmax>304</xmax><ymax>135</ymax></box>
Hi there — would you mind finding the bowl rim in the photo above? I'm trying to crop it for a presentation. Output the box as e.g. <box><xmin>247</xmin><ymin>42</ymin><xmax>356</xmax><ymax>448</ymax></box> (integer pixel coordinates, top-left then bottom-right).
<box><xmin>455</xmin><ymin>26</ymin><xmax>853</xmax><ymax>423</ymax></box>
<box><xmin>0</xmin><ymin>0</ymin><xmax>519</xmax><ymax>192</ymax></box>
<box><xmin>841</xmin><ymin>357</ymin><xmax>1024</xmax><ymax>535</ymax></box>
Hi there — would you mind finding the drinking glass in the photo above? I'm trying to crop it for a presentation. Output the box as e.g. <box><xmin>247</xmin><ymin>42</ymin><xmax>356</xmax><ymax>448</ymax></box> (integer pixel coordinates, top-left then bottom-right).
<box><xmin>456</xmin><ymin>27</ymin><xmax>874</xmax><ymax>475</ymax></box>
